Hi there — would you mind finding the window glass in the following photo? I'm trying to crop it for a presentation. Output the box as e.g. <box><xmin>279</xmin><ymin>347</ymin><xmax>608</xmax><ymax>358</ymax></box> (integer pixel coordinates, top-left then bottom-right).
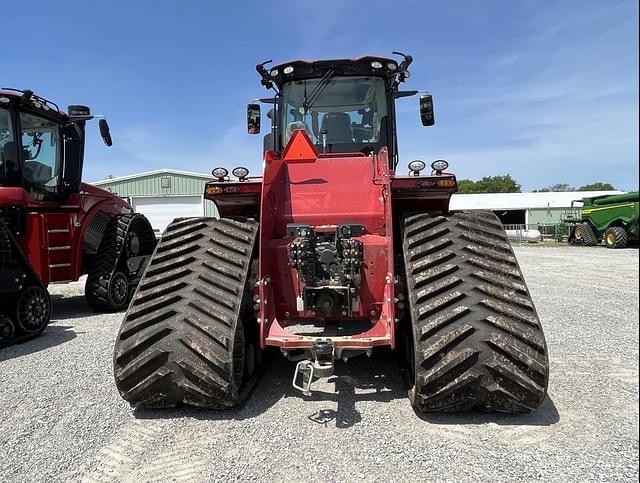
<box><xmin>280</xmin><ymin>76</ymin><xmax>388</xmax><ymax>153</ymax></box>
<box><xmin>19</xmin><ymin>112</ymin><xmax>61</xmax><ymax>196</ymax></box>
<box><xmin>0</xmin><ymin>108</ymin><xmax>16</xmax><ymax>185</ymax></box>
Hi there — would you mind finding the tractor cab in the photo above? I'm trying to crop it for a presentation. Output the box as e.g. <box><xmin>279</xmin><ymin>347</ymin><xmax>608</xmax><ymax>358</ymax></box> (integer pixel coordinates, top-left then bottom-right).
<box><xmin>1</xmin><ymin>89</ymin><xmax>156</xmax><ymax>349</ymax></box>
<box><xmin>0</xmin><ymin>88</ymin><xmax>112</xmax><ymax>201</ymax></box>
<box><xmin>249</xmin><ymin>54</ymin><xmax>434</xmax><ymax>166</ymax></box>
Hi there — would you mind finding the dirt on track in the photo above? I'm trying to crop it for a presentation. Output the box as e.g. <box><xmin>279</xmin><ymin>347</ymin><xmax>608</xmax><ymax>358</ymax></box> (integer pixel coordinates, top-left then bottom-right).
<box><xmin>0</xmin><ymin>246</ymin><xmax>638</xmax><ymax>482</ymax></box>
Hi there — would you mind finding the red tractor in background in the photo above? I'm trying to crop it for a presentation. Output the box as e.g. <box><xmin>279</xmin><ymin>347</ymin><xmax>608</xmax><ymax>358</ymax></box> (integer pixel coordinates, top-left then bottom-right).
<box><xmin>113</xmin><ymin>54</ymin><xmax>549</xmax><ymax>413</ymax></box>
<box><xmin>0</xmin><ymin>88</ymin><xmax>155</xmax><ymax>347</ymax></box>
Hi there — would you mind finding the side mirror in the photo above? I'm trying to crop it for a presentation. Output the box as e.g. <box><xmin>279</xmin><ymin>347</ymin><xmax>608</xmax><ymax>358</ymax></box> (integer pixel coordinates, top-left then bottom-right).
<box><xmin>419</xmin><ymin>94</ymin><xmax>435</xmax><ymax>126</ymax></box>
<box><xmin>247</xmin><ymin>103</ymin><xmax>261</xmax><ymax>134</ymax></box>
<box><xmin>99</xmin><ymin>119</ymin><xmax>113</xmax><ymax>146</ymax></box>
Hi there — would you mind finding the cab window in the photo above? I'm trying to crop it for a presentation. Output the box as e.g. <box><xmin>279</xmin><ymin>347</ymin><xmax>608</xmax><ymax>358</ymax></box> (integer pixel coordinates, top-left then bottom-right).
<box><xmin>280</xmin><ymin>76</ymin><xmax>389</xmax><ymax>154</ymax></box>
<box><xmin>19</xmin><ymin>112</ymin><xmax>62</xmax><ymax>199</ymax></box>
<box><xmin>0</xmin><ymin>108</ymin><xmax>17</xmax><ymax>186</ymax></box>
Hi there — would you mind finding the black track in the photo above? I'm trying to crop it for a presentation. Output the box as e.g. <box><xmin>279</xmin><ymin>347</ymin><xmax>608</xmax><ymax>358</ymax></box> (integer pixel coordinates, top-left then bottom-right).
<box><xmin>571</xmin><ymin>223</ymin><xmax>597</xmax><ymax>246</ymax></box>
<box><xmin>113</xmin><ymin>217</ymin><xmax>260</xmax><ymax>408</ymax></box>
<box><xmin>85</xmin><ymin>213</ymin><xmax>155</xmax><ymax>312</ymax></box>
<box><xmin>402</xmin><ymin>211</ymin><xmax>549</xmax><ymax>413</ymax></box>
<box><xmin>0</xmin><ymin>220</ymin><xmax>51</xmax><ymax>348</ymax></box>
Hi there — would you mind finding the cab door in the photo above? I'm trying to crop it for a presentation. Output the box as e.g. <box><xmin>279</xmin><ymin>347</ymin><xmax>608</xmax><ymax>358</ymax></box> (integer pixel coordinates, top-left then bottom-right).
<box><xmin>18</xmin><ymin>111</ymin><xmax>78</xmax><ymax>283</ymax></box>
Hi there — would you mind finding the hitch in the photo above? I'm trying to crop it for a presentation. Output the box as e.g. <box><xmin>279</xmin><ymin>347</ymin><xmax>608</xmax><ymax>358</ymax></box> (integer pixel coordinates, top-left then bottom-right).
<box><xmin>292</xmin><ymin>340</ymin><xmax>334</xmax><ymax>396</ymax></box>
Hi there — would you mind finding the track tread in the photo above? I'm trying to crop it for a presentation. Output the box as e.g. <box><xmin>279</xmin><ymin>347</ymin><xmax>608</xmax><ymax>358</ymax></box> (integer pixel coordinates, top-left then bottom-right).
<box><xmin>113</xmin><ymin>217</ymin><xmax>259</xmax><ymax>408</ymax></box>
<box><xmin>403</xmin><ymin>212</ymin><xmax>549</xmax><ymax>413</ymax></box>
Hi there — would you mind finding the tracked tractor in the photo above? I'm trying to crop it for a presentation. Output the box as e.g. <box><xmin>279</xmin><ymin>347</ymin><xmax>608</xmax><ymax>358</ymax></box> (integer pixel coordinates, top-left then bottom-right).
<box><xmin>0</xmin><ymin>89</ymin><xmax>155</xmax><ymax>347</ymax></box>
<box><xmin>113</xmin><ymin>54</ymin><xmax>549</xmax><ymax>413</ymax></box>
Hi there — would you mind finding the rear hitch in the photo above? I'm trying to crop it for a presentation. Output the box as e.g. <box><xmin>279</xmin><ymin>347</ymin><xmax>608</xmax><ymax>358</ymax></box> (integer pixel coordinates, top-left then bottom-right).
<box><xmin>292</xmin><ymin>340</ymin><xmax>334</xmax><ymax>396</ymax></box>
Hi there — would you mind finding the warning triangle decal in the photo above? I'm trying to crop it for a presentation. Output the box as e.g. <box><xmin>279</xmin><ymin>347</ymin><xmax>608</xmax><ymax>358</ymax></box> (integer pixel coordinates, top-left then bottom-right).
<box><xmin>282</xmin><ymin>129</ymin><xmax>318</xmax><ymax>163</ymax></box>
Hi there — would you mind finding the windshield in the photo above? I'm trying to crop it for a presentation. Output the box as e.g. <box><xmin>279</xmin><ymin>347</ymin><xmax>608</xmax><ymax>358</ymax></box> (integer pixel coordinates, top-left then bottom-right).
<box><xmin>280</xmin><ymin>76</ymin><xmax>389</xmax><ymax>154</ymax></box>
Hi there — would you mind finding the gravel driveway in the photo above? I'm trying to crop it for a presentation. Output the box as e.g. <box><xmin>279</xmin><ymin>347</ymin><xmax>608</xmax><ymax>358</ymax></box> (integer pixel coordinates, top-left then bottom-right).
<box><xmin>0</xmin><ymin>246</ymin><xmax>638</xmax><ymax>482</ymax></box>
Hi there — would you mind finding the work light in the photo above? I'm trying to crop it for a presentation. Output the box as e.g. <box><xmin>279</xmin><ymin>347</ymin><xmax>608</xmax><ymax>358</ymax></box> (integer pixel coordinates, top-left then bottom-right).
<box><xmin>431</xmin><ymin>160</ymin><xmax>449</xmax><ymax>173</ymax></box>
<box><xmin>232</xmin><ymin>167</ymin><xmax>249</xmax><ymax>180</ymax></box>
<box><xmin>283</xmin><ymin>66</ymin><xmax>294</xmax><ymax>75</ymax></box>
<box><xmin>371</xmin><ymin>61</ymin><xmax>383</xmax><ymax>69</ymax></box>
<box><xmin>212</xmin><ymin>167</ymin><xmax>228</xmax><ymax>181</ymax></box>
<box><xmin>408</xmin><ymin>160</ymin><xmax>426</xmax><ymax>175</ymax></box>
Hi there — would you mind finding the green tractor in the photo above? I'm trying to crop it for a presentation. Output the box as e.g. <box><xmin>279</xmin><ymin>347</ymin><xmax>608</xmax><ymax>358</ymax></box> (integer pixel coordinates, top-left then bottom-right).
<box><xmin>563</xmin><ymin>192</ymin><xmax>639</xmax><ymax>248</ymax></box>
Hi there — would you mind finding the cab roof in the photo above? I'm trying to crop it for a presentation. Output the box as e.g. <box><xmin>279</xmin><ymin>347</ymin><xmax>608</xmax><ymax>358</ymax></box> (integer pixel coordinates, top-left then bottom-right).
<box><xmin>0</xmin><ymin>88</ymin><xmax>66</xmax><ymax>120</ymax></box>
<box><xmin>263</xmin><ymin>56</ymin><xmax>401</xmax><ymax>89</ymax></box>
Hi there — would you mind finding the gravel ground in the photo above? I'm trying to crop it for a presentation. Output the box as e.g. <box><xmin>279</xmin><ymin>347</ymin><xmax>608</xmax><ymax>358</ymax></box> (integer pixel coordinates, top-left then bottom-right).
<box><xmin>0</xmin><ymin>246</ymin><xmax>638</xmax><ymax>482</ymax></box>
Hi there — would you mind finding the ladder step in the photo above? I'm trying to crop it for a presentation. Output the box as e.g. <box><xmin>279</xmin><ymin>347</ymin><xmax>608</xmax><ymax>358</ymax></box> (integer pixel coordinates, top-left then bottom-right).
<box><xmin>48</xmin><ymin>246</ymin><xmax>71</xmax><ymax>251</ymax></box>
<box><xmin>49</xmin><ymin>263</ymin><xmax>72</xmax><ymax>268</ymax></box>
<box><xmin>48</xmin><ymin>229</ymin><xmax>70</xmax><ymax>234</ymax></box>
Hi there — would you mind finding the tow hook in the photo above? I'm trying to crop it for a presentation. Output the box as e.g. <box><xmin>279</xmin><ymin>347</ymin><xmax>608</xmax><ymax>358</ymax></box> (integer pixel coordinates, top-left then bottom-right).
<box><xmin>292</xmin><ymin>340</ymin><xmax>334</xmax><ymax>396</ymax></box>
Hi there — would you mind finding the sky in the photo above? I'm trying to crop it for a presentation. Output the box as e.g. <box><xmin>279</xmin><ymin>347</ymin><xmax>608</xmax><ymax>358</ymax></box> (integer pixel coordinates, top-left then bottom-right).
<box><xmin>3</xmin><ymin>0</ymin><xmax>639</xmax><ymax>191</ymax></box>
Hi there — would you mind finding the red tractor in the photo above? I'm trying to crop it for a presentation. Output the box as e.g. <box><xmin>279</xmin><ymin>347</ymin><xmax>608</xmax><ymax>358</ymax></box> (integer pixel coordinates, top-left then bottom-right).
<box><xmin>0</xmin><ymin>88</ymin><xmax>155</xmax><ymax>347</ymax></box>
<box><xmin>113</xmin><ymin>54</ymin><xmax>549</xmax><ymax>413</ymax></box>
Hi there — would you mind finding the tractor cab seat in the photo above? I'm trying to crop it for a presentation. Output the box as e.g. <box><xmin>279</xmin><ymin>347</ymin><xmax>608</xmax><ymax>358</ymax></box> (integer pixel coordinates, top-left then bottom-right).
<box><xmin>321</xmin><ymin>112</ymin><xmax>353</xmax><ymax>144</ymax></box>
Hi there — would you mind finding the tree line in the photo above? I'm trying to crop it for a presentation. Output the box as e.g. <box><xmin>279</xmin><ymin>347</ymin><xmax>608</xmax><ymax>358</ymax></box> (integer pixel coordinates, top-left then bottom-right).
<box><xmin>456</xmin><ymin>175</ymin><xmax>617</xmax><ymax>194</ymax></box>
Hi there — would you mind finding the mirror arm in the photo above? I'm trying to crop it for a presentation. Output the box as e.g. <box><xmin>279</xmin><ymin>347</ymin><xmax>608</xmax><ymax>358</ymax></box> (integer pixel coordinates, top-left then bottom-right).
<box><xmin>394</xmin><ymin>90</ymin><xmax>418</xmax><ymax>99</ymax></box>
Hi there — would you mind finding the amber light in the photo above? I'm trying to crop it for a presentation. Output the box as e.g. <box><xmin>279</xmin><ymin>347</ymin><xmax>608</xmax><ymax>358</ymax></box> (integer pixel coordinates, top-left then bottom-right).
<box><xmin>437</xmin><ymin>178</ymin><xmax>456</xmax><ymax>188</ymax></box>
<box><xmin>206</xmin><ymin>186</ymin><xmax>224</xmax><ymax>195</ymax></box>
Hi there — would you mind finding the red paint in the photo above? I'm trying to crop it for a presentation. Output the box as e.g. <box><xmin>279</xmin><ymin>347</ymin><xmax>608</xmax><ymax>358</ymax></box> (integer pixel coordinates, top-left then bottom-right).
<box><xmin>256</xmin><ymin>131</ymin><xmax>397</xmax><ymax>350</ymax></box>
<box><xmin>1</xmin><ymin>183</ymin><xmax>131</xmax><ymax>286</ymax></box>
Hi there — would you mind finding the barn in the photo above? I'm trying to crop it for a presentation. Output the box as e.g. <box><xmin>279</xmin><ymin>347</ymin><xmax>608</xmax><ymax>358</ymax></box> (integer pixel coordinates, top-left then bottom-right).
<box><xmin>91</xmin><ymin>169</ymin><xmax>218</xmax><ymax>233</ymax></box>
<box><xmin>450</xmin><ymin>191</ymin><xmax>623</xmax><ymax>227</ymax></box>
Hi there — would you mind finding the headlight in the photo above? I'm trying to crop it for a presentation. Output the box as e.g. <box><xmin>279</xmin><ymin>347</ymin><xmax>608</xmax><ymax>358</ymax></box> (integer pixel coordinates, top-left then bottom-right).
<box><xmin>232</xmin><ymin>166</ymin><xmax>249</xmax><ymax>180</ymax></box>
<box><xmin>212</xmin><ymin>167</ymin><xmax>228</xmax><ymax>180</ymax></box>
<box><xmin>408</xmin><ymin>160</ymin><xmax>426</xmax><ymax>174</ymax></box>
<box><xmin>431</xmin><ymin>160</ymin><xmax>449</xmax><ymax>172</ymax></box>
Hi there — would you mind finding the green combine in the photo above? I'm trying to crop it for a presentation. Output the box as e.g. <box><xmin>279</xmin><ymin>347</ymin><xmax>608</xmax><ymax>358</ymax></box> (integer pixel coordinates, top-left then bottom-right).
<box><xmin>561</xmin><ymin>192</ymin><xmax>639</xmax><ymax>248</ymax></box>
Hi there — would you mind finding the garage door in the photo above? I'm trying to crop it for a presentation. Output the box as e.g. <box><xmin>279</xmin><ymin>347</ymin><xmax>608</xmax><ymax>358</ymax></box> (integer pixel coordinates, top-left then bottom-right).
<box><xmin>131</xmin><ymin>195</ymin><xmax>203</xmax><ymax>233</ymax></box>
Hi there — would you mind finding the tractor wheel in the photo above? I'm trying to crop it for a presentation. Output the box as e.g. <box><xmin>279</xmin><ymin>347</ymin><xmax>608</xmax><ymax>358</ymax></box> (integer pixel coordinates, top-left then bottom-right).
<box><xmin>113</xmin><ymin>217</ymin><xmax>260</xmax><ymax>408</ymax></box>
<box><xmin>15</xmin><ymin>286</ymin><xmax>51</xmax><ymax>335</ymax></box>
<box><xmin>570</xmin><ymin>223</ymin><xmax>597</xmax><ymax>246</ymax></box>
<box><xmin>86</xmin><ymin>214</ymin><xmax>155</xmax><ymax>312</ymax></box>
<box><xmin>604</xmin><ymin>227</ymin><xmax>628</xmax><ymax>249</ymax></box>
<box><xmin>402</xmin><ymin>211</ymin><xmax>549</xmax><ymax>413</ymax></box>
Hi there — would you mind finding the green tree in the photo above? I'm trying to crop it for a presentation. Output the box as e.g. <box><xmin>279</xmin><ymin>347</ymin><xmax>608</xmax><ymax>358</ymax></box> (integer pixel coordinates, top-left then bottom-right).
<box><xmin>457</xmin><ymin>175</ymin><xmax>521</xmax><ymax>193</ymax></box>
<box><xmin>534</xmin><ymin>183</ymin><xmax>575</xmax><ymax>192</ymax></box>
<box><xmin>578</xmin><ymin>182</ymin><xmax>616</xmax><ymax>191</ymax></box>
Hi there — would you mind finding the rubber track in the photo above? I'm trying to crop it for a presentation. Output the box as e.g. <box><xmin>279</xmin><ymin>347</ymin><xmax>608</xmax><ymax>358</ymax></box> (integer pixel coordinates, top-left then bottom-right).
<box><xmin>85</xmin><ymin>213</ymin><xmax>154</xmax><ymax>312</ymax></box>
<box><xmin>571</xmin><ymin>223</ymin><xmax>597</xmax><ymax>246</ymax></box>
<box><xmin>113</xmin><ymin>217</ymin><xmax>259</xmax><ymax>408</ymax></box>
<box><xmin>0</xmin><ymin>219</ymin><xmax>51</xmax><ymax>348</ymax></box>
<box><xmin>403</xmin><ymin>211</ymin><xmax>549</xmax><ymax>413</ymax></box>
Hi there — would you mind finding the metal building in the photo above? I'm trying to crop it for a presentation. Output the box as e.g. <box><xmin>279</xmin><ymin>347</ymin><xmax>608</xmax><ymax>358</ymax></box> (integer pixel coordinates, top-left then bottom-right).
<box><xmin>450</xmin><ymin>191</ymin><xmax>623</xmax><ymax>236</ymax></box>
<box><xmin>92</xmin><ymin>169</ymin><xmax>217</xmax><ymax>233</ymax></box>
